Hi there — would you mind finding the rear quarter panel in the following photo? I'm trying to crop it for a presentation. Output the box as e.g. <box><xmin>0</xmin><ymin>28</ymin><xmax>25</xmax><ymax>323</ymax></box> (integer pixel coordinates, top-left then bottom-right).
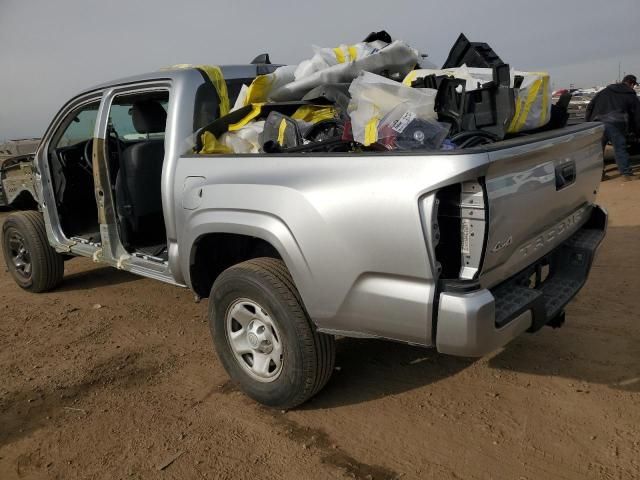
<box><xmin>171</xmin><ymin>124</ymin><xmax>604</xmax><ymax>345</ymax></box>
<box><xmin>174</xmin><ymin>151</ymin><xmax>488</xmax><ymax>345</ymax></box>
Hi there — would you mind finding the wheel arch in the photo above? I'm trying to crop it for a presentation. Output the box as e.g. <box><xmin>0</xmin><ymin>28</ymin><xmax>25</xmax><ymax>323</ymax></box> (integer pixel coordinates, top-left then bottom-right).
<box><xmin>8</xmin><ymin>190</ymin><xmax>38</xmax><ymax>210</ymax></box>
<box><xmin>183</xmin><ymin>210</ymin><xmax>313</xmax><ymax>305</ymax></box>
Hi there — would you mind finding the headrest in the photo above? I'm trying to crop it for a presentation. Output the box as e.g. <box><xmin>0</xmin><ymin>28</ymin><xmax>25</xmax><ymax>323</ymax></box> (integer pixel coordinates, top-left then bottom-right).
<box><xmin>131</xmin><ymin>100</ymin><xmax>167</xmax><ymax>134</ymax></box>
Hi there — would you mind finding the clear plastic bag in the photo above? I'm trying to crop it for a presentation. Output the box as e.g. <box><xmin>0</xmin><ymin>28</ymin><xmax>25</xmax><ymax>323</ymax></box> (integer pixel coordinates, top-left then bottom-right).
<box><xmin>233</xmin><ymin>65</ymin><xmax>298</xmax><ymax>109</ymax></box>
<box><xmin>507</xmin><ymin>71</ymin><xmax>551</xmax><ymax>133</ymax></box>
<box><xmin>294</xmin><ymin>42</ymin><xmax>381</xmax><ymax>80</ymax></box>
<box><xmin>377</xmin><ymin>104</ymin><xmax>451</xmax><ymax>150</ymax></box>
<box><xmin>270</xmin><ymin>41</ymin><xmax>420</xmax><ymax>102</ymax></box>
<box><xmin>218</xmin><ymin>121</ymin><xmax>265</xmax><ymax>153</ymax></box>
<box><xmin>348</xmin><ymin>72</ymin><xmax>444</xmax><ymax>149</ymax></box>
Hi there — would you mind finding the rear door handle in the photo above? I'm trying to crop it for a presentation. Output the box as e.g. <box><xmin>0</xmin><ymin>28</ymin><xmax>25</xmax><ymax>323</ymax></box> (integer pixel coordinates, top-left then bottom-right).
<box><xmin>555</xmin><ymin>160</ymin><xmax>576</xmax><ymax>190</ymax></box>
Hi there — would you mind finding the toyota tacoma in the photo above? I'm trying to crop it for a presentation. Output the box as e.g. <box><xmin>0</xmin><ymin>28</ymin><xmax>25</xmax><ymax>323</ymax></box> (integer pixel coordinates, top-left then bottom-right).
<box><xmin>1</xmin><ymin>65</ymin><xmax>607</xmax><ymax>408</ymax></box>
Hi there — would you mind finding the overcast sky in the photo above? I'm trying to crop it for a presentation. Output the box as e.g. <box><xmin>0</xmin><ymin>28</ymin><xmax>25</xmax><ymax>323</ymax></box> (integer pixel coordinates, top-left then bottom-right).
<box><xmin>1</xmin><ymin>0</ymin><xmax>639</xmax><ymax>141</ymax></box>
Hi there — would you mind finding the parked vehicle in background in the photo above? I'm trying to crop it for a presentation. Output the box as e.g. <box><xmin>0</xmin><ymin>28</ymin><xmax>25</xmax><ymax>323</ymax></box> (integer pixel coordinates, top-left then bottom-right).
<box><xmin>0</xmin><ymin>138</ymin><xmax>40</xmax><ymax>161</ymax></box>
<box><xmin>0</xmin><ymin>139</ymin><xmax>40</xmax><ymax>208</ymax></box>
<box><xmin>567</xmin><ymin>92</ymin><xmax>597</xmax><ymax>125</ymax></box>
<box><xmin>1</xmin><ymin>65</ymin><xmax>607</xmax><ymax>409</ymax></box>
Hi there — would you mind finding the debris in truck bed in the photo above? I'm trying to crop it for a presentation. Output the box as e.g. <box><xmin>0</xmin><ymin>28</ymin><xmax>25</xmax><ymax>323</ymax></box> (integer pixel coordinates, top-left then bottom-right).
<box><xmin>442</xmin><ymin>33</ymin><xmax>505</xmax><ymax>69</ymax></box>
<box><xmin>405</xmin><ymin>69</ymin><xmax>551</xmax><ymax>137</ymax></box>
<box><xmin>407</xmin><ymin>64</ymin><xmax>515</xmax><ymax>140</ymax></box>
<box><xmin>197</xmin><ymin>32</ymin><xmax>555</xmax><ymax>155</ymax></box>
<box><xmin>270</xmin><ymin>40</ymin><xmax>419</xmax><ymax>102</ymax></box>
<box><xmin>347</xmin><ymin>71</ymin><xmax>448</xmax><ymax>150</ymax></box>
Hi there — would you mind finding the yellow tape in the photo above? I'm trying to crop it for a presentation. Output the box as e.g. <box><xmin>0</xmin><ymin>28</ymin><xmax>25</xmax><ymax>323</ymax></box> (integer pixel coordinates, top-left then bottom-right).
<box><xmin>167</xmin><ymin>64</ymin><xmax>230</xmax><ymax>117</ymax></box>
<box><xmin>291</xmin><ymin>105</ymin><xmax>336</xmax><ymax>123</ymax></box>
<box><xmin>199</xmin><ymin>131</ymin><xmax>232</xmax><ymax>154</ymax></box>
<box><xmin>228</xmin><ymin>103</ymin><xmax>264</xmax><ymax>131</ymax></box>
<box><xmin>517</xmin><ymin>79</ymin><xmax>543</xmax><ymax>132</ymax></box>
<box><xmin>364</xmin><ymin>116</ymin><xmax>379</xmax><ymax>146</ymax></box>
<box><xmin>348</xmin><ymin>45</ymin><xmax>358</xmax><ymax>62</ymax></box>
<box><xmin>277</xmin><ymin>119</ymin><xmax>287</xmax><ymax>146</ymax></box>
<box><xmin>508</xmin><ymin>96</ymin><xmax>524</xmax><ymax>133</ymax></box>
<box><xmin>403</xmin><ymin>70</ymin><xmax>419</xmax><ymax>86</ymax></box>
<box><xmin>196</xmin><ymin>65</ymin><xmax>230</xmax><ymax>117</ymax></box>
<box><xmin>244</xmin><ymin>75</ymin><xmax>273</xmax><ymax>106</ymax></box>
<box><xmin>333</xmin><ymin>46</ymin><xmax>346</xmax><ymax>64</ymax></box>
<box><xmin>509</xmin><ymin>78</ymin><xmax>543</xmax><ymax>133</ymax></box>
<box><xmin>539</xmin><ymin>75</ymin><xmax>550</xmax><ymax>126</ymax></box>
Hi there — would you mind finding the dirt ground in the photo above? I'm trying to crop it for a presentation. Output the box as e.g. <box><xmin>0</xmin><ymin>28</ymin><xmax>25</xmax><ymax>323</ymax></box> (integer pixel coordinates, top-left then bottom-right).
<box><xmin>1</xmin><ymin>174</ymin><xmax>639</xmax><ymax>480</ymax></box>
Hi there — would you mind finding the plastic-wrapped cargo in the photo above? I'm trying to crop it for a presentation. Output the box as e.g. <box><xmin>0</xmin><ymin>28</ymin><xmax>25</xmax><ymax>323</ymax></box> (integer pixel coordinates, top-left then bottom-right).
<box><xmin>378</xmin><ymin>105</ymin><xmax>451</xmax><ymax>151</ymax></box>
<box><xmin>403</xmin><ymin>67</ymin><xmax>551</xmax><ymax>134</ymax></box>
<box><xmin>270</xmin><ymin>41</ymin><xmax>420</xmax><ymax>102</ymax></box>
<box><xmin>232</xmin><ymin>65</ymin><xmax>298</xmax><ymax>109</ymax></box>
<box><xmin>199</xmin><ymin>121</ymin><xmax>265</xmax><ymax>154</ymax></box>
<box><xmin>235</xmin><ymin>31</ymin><xmax>411</xmax><ymax>107</ymax></box>
<box><xmin>347</xmin><ymin>72</ymin><xmax>448</xmax><ymax>149</ymax></box>
<box><xmin>507</xmin><ymin>70</ymin><xmax>551</xmax><ymax>133</ymax></box>
<box><xmin>197</xmin><ymin>103</ymin><xmax>341</xmax><ymax>154</ymax></box>
<box><xmin>294</xmin><ymin>42</ymin><xmax>384</xmax><ymax>80</ymax></box>
<box><xmin>201</xmin><ymin>32</ymin><xmax>555</xmax><ymax>154</ymax></box>
<box><xmin>221</xmin><ymin>121</ymin><xmax>265</xmax><ymax>153</ymax></box>
<box><xmin>403</xmin><ymin>66</ymin><xmax>495</xmax><ymax>91</ymax></box>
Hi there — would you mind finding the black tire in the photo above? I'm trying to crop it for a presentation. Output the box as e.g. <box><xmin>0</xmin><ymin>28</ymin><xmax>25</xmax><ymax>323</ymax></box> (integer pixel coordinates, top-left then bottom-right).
<box><xmin>1</xmin><ymin>211</ymin><xmax>64</xmax><ymax>292</ymax></box>
<box><xmin>209</xmin><ymin>257</ymin><xmax>335</xmax><ymax>409</ymax></box>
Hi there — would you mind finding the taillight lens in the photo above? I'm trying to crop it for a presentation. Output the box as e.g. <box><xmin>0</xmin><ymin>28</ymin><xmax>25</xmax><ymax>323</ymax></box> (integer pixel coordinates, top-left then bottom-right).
<box><xmin>430</xmin><ymin>179</ymin><xmax>488</xmax><ymax>281</ymax></box>
<box><xmin>459</xmin><ymin>180</ymin><xmax>487</xmax><ymax>280</ymax></box>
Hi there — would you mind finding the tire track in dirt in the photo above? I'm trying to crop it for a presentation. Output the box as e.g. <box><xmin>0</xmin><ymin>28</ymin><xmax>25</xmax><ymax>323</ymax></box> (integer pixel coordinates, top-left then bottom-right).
<box><xmin>1</xmin><ymin>179</ymin><xmax>640</xmax><ymax>479</ymax></box>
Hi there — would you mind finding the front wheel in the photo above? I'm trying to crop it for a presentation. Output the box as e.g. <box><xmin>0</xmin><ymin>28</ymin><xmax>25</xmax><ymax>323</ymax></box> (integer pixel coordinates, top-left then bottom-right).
<box><xmin>209</xmin><ymin>258</ymin><xmax>335</xmax><ymax>409</ymax></box>
<box><xmin>1</xmin><ymin>211</ymin><xmax>64</xmax><ymax>292</ymax></box>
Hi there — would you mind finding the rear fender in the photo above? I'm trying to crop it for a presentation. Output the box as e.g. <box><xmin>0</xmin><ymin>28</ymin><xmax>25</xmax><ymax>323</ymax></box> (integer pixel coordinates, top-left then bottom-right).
<box><xmin>181</xmin><ymin>209</ymin><xmax>313</xmax><ymax>307</ymax></box>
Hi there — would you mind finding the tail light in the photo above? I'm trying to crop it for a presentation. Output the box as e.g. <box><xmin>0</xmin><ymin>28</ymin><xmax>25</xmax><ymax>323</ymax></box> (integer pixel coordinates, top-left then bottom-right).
<box><xmin>429</xmin><ymin>179</ymin><xmax>488</xmax><ymax>281</ymax></box>
<box><xmin>459</xmin><ymin>180</ymin><xmax>487</xmax><ymax>279</ymax></box>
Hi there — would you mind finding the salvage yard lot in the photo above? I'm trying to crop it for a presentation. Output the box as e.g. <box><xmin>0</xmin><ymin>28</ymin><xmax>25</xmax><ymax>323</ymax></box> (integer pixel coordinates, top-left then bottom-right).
<box><xmin>1</xmin><ymin>178</ymin><xmax>639</xmax><ymax>480</ymax></box>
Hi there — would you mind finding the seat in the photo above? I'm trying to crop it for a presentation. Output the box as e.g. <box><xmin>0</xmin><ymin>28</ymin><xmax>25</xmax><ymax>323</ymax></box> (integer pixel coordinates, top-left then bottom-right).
<box><xmin>115</xmin><ymin>100</ymin><xmax>167</xmax><ymax>249</ymax></box>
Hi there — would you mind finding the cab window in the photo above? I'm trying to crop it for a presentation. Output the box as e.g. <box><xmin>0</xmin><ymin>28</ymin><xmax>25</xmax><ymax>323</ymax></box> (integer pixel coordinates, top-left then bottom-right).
<box><xmin>109</xmin><ymin>99</ymin><xmax>168</xmax><ymax>141</ymax></box>
<box><xmin>55</xmin><ymin>104</ymin><xmax>99</xmax><ymax>148</ymax></box>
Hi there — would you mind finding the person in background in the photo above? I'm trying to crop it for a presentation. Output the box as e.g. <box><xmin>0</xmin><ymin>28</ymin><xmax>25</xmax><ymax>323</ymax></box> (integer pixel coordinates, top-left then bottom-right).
<box><xmin>586</xmin><ymin>74</ymin><xmax>640</xmax><ymax>181</ymax></box>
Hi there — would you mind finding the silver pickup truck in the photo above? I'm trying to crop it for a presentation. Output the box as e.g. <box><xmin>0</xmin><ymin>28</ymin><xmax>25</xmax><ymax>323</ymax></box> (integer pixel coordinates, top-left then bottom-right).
<box><xmin>1</xmin><ymin>65</ymin><xmax>607</xmax><ymax>408</ymax></box>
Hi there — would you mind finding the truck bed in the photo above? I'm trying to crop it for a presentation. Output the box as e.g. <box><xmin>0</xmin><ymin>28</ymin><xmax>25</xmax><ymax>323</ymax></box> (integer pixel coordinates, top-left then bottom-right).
<box><xmin>175</xmin><ymin>123</ymin><xmax>605</xmax><ymax>349</ymax></box>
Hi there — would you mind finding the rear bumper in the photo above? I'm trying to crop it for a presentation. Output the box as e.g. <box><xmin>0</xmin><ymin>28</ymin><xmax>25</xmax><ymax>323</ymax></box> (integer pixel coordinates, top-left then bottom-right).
<box><xmin>435</xmin><ymin>205</ymin><xmax>607</xmax><ymax>357</ymax></box>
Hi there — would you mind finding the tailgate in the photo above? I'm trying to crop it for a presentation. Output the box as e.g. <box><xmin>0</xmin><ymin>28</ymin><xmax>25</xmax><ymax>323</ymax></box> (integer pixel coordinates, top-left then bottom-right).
<box><xmin>479</xmin><ymin>124</ymin><xmax>604</xmax><ymax>288</ymax></box>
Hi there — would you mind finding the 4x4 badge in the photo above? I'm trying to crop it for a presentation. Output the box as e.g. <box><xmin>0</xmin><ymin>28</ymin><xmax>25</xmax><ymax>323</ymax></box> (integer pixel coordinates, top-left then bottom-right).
<box><xmin>491</xmin><ymin>236</ymin><xmax>513</xmax><ymax>253</ymax></box>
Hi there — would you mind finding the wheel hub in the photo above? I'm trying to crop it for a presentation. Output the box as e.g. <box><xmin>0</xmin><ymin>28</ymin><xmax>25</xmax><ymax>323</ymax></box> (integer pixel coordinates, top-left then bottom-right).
<box><xmin>226</xmin><ymin>299</ymin><xmax>283</xmax><ymax>382</ymax></box>
<box><xmin>246</xmin><ymin>320</ymin><xmax>274</xmax><ymax>354</ymax></box>
<box><xmin>247</xmin><ymin>331</ymin><xmax>260</xmax><ymax>348</ymax></box>
<box><xmin>7</xmin><ymin>231</ymin><xmax>31</xmax><ymax>279</ymax></box>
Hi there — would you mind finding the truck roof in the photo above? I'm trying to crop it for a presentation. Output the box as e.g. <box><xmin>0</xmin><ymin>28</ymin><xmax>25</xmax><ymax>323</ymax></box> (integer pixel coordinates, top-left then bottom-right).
<box><xmin>80</xmin><ymin>64</ymin><xmax>266</xmax><ymax>95</ymax></box>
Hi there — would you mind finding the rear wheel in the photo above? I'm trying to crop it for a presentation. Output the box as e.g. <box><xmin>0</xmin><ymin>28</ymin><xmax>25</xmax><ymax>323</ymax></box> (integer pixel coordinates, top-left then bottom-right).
<box><xmin>1</xmin><ymin>211</ymin><xmax>64</xmax><ymax>292</ymax></box>
<box><xmin>209</xmin><ymin>257</ymin><xmax>335</xmax><ymax>409</ymax></box>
